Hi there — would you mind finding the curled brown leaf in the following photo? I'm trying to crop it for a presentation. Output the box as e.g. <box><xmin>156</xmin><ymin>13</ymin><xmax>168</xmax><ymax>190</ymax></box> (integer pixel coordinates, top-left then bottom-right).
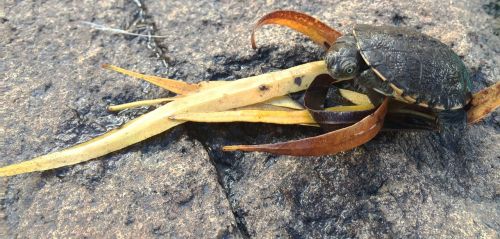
<box><xmin>223</xmin><ymin>98</ymin><xmax>388</xmax><ymax>156</ymax></box>
<box><xmin>251</xmin><ymin>10</ymin><xmax>342</xmax><ymax>50</ymax></box>
<box><xmin>467</xmin><ymin>81</ymin><xmax>500</xmax><ymax>124</ymax></box>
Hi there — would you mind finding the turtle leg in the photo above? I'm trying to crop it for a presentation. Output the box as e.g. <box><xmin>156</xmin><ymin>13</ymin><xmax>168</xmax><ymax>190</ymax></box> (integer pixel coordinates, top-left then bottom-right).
<box><xmin>436</xmin><ymin>109</ymin><xmax>467</xmax><ymax>148</ymax></box>
<box><xmin>383</xmin><ymin>100</ymin><xmax>439</xmax><ymax>131</ymax></box>
<box><xmin>352</xmin><ymin>70</ymin><xmax>439</xmax><ymax>131</ymax></box>
<box><xmin>355</xmin><ymin>70</ymin><xmax>440</xmax><ymax>131</ymax></box>
<box><xmin>351</xmin><ymin>69</ymin><xmax>393</xmax><ymax>106</ymax></box>
<box><xmin>356</xmin><ymin>70</ymin><xmax>394</xmax><ymax>97</ymax></box>
<box><xmin>437</xmin><ymin>109</ymin><xmax>467</xmax><ymax>131</ymax></box>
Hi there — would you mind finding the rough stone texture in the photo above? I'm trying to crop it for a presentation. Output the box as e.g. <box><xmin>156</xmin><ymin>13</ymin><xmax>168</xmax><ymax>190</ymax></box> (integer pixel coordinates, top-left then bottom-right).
<box><xmin>1</xmin><ymin>0</ymin><xmax>499</xmax><ymax>238</ymax></box>
<box><xmin>1</xmin><ymin>0</ymin><xmax>237</xmax><ymax>238</ymax></box>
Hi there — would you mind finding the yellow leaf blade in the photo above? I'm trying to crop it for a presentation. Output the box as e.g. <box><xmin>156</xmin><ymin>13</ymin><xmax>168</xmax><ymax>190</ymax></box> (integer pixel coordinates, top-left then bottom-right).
<box><xmin>102</xmin><ymin>64</ymin><xmax>200</xmax><ymax>95</ymax></box>
<box><xmin>170</xmin><ymin>109</ymin><xmax>316</xmax><ymax>124</ymax></box>
<box><xmin>338</xmin><ymin>89</ymin><xmax>373</xmax><ymax>106</ymax></box>
<box><xmin>170</xmin><ymin>104</ymin><xmax>374</xmax><ymax>125</ymax></box>
<box><xmin>104</xmin><ymin>65</ymin><xmax>303</xmax><ymax>110</ymax></box>
<box><xmin>261</xmin><ymin>96</ymin><xmax>304</xmax><ymax>110</ymax></box>
<box><xmin>0</xmin><ymin>61</ymin><xmax>328</xmax><ymax>177</ymax></box>
<box><xmin>325</xmin><ymin>104</ymin><xmax>375</xmax><ymax>112</ymax></box>
<box><xmin>107</xmin><ymin>97</ymin><xmax>179</xmax><ymax>112</ymax></box>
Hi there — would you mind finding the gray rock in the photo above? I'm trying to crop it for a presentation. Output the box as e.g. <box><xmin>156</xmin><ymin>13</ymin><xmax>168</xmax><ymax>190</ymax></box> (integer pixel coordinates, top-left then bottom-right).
<box><xmin>1</xmin><ymin>0</ymin><xmax>499</xmax><ymax>238</ymax></box>
<box><xmin>1</xmin><ymin>0</ymin><xmax>237</xmax><ymax>238</ymax></box>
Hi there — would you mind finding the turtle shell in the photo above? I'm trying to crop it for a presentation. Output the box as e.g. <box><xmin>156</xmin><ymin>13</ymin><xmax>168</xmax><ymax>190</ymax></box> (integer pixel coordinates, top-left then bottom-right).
<box><xmin>352</xmin><ymin>24</ymin><xmax>471</xmax><ymax>110</ymax></box>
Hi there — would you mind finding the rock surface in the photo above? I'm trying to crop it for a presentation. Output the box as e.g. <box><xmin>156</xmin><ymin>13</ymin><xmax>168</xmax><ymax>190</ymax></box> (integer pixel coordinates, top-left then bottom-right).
<box><xmin>1</xmin><ymin>0</ymin><xmax>499</xmax><ymax>238</ymax></box>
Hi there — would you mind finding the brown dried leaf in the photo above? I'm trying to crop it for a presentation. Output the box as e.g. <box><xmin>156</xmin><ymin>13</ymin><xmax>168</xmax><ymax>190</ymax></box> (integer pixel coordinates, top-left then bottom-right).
<box><xmin>251</xmin><ymin>10</ymin><xmax>342</xmax><ymax>50</ymax></box>
<box><xmin>223</xmin><ymin>98</ymin><xmax>388</xmax><ymax>156</ymax></box>
<box><xmin>467</xmin><ymin>81</ymin><xmax>500</xmax><ymax>124</ymax></box>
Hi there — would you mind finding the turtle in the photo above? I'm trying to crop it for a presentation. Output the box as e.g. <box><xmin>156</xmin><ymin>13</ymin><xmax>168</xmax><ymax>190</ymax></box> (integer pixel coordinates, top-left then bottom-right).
<box><xmin>324</xmin><ymin>24</ymin><xmax>473</xmax><ymax>131</ymax></box>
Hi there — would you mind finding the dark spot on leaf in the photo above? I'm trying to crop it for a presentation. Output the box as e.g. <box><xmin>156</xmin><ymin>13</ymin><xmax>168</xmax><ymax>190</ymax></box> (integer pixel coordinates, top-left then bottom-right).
<box><xmin>259</xmin><ymin>84</ymin><xmax>269</xmax><ymax>91</ymax></box>
<box><xmin>294</xmin><ymin>77</ymin><xmax>303</xmax><ymax>86</ymax></box>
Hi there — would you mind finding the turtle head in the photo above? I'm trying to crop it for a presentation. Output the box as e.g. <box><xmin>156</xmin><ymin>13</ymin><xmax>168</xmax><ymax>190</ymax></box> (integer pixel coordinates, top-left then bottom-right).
<box><xmin>324</xmin><ymin>42</ymin><xmax>360</xmax><ymax>81</ymax></box>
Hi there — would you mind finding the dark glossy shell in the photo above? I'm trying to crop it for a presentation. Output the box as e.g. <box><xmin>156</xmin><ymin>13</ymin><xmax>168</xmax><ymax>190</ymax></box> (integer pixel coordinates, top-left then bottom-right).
<box><xmin>353</xmin><ymin>24</ymin><xmax>471</xmax><ymax>110</ymax></box>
